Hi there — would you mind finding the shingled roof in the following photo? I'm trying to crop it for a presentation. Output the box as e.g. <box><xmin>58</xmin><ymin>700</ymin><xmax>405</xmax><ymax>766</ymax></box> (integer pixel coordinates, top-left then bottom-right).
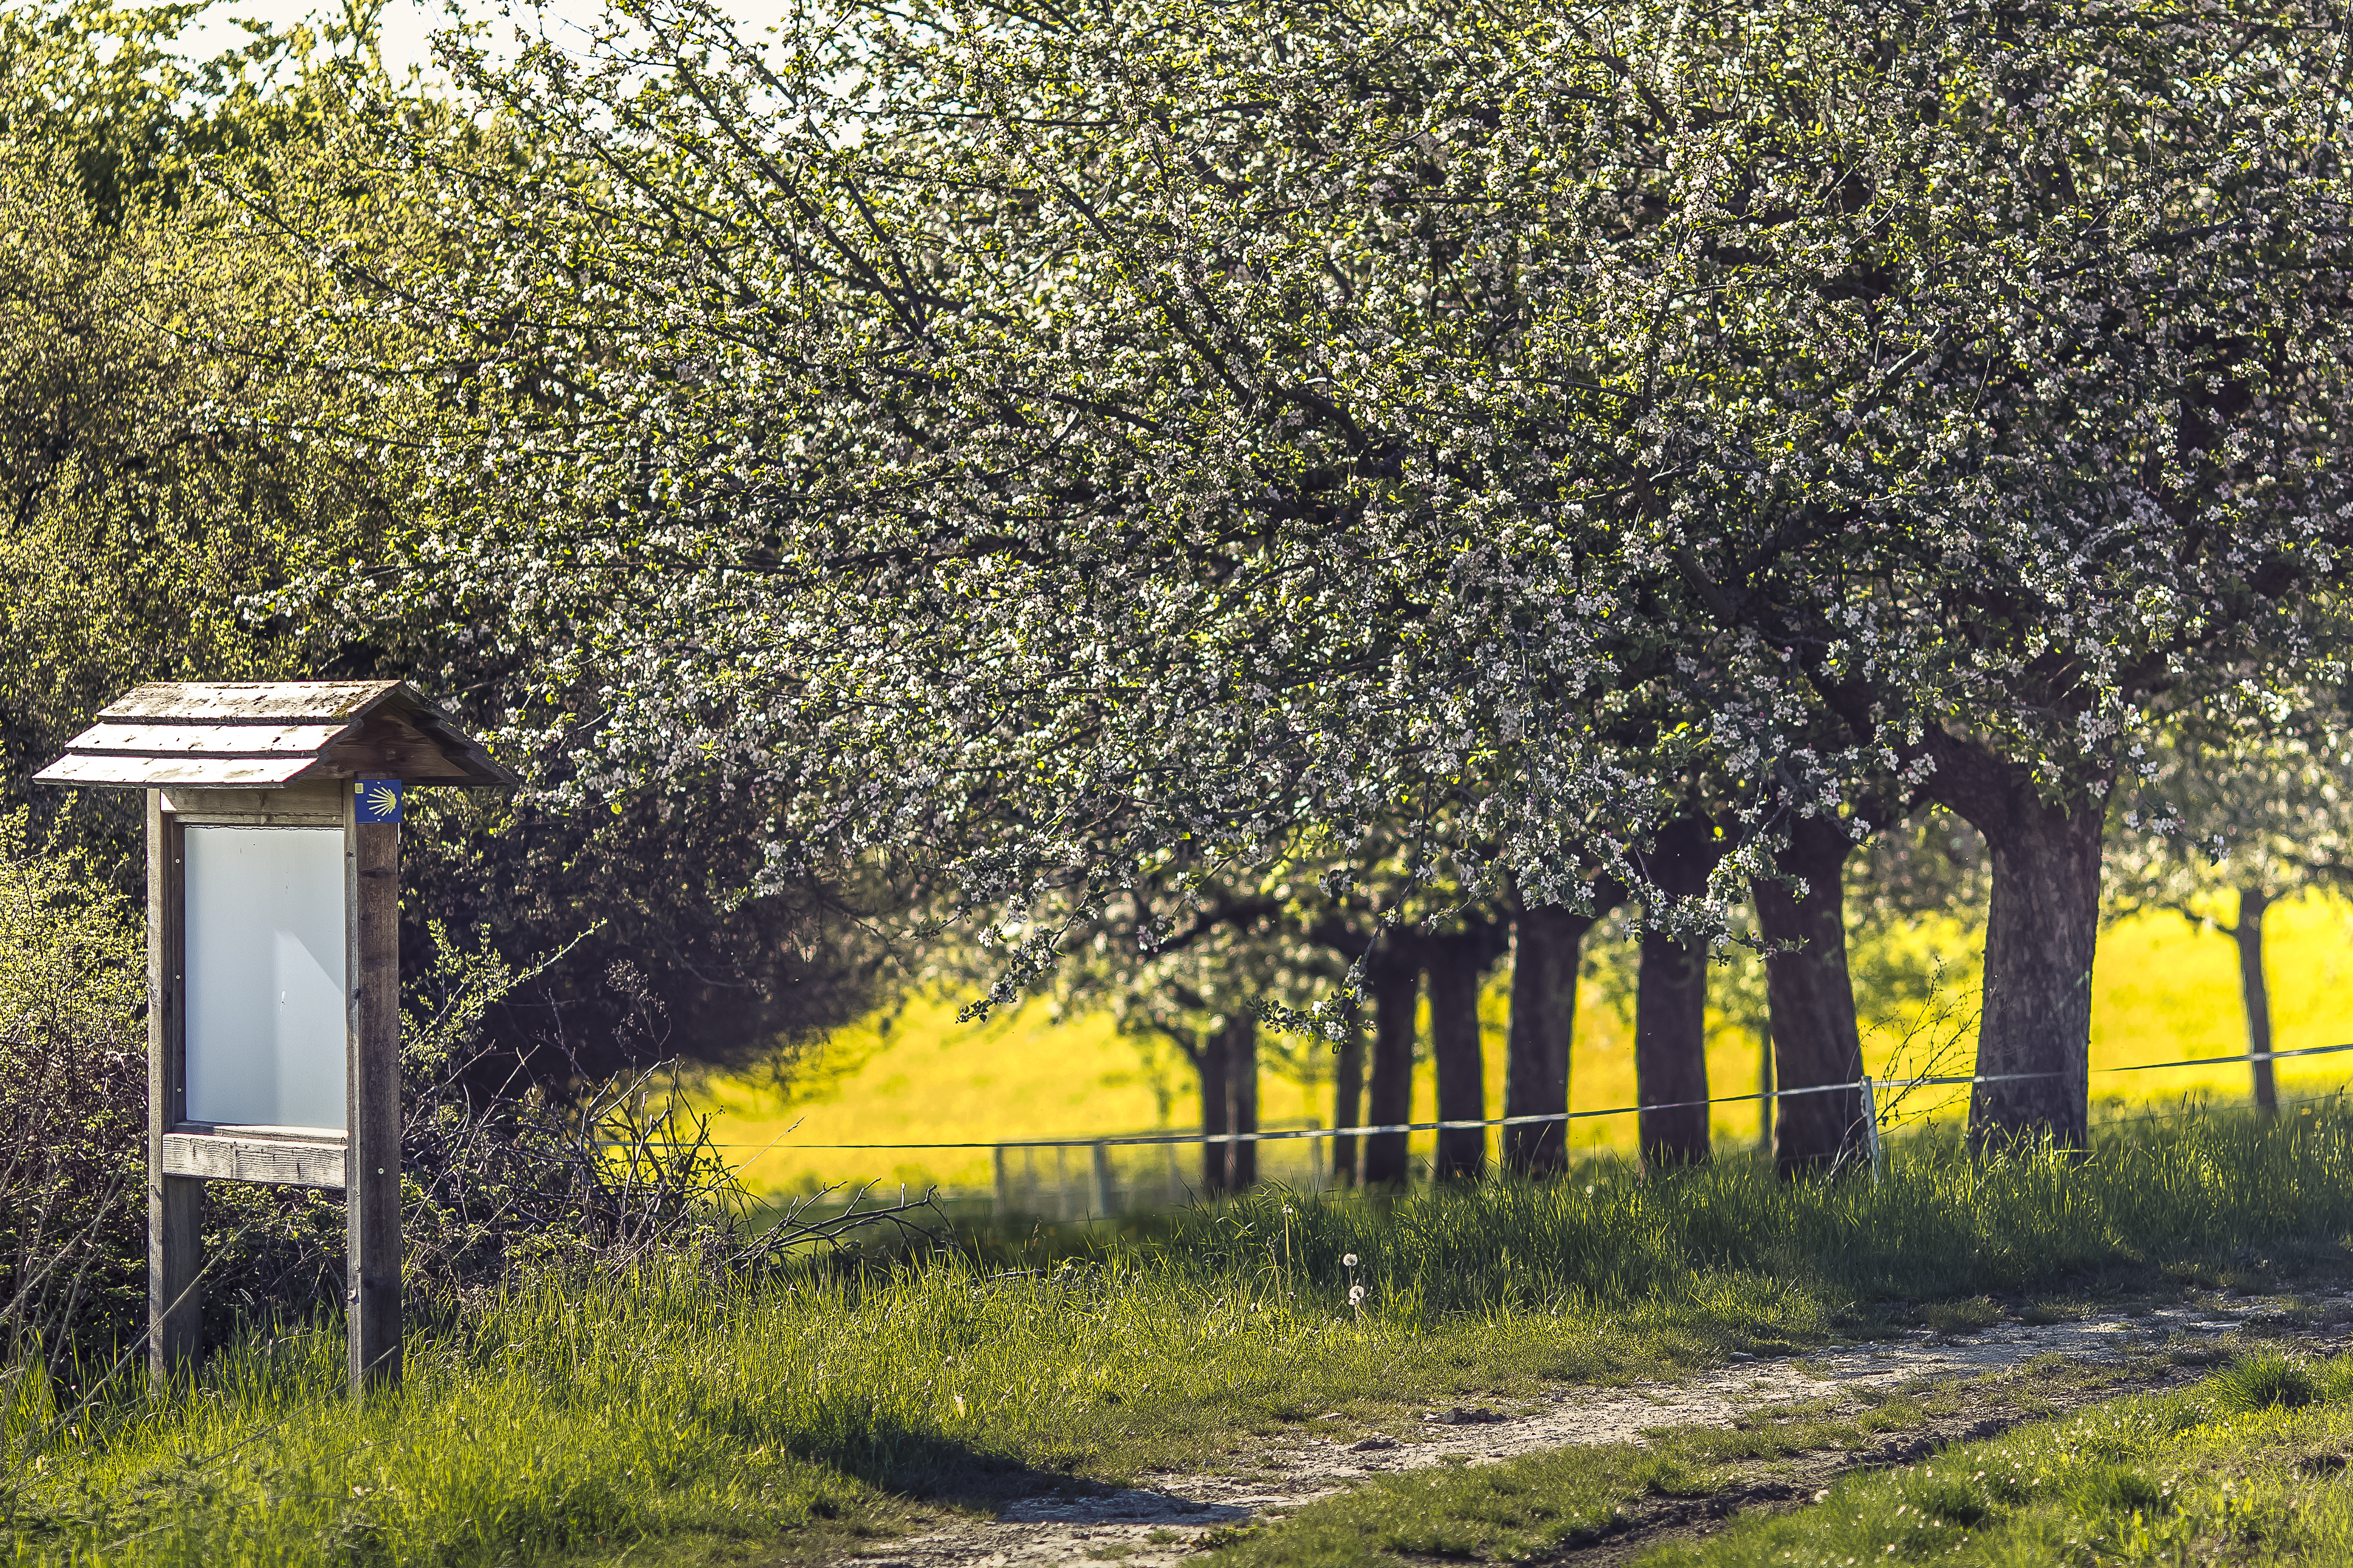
<box><xmin>33</xmin><ymin>681</ymin><xmax>520</xmax><ymax>789</ymax></box>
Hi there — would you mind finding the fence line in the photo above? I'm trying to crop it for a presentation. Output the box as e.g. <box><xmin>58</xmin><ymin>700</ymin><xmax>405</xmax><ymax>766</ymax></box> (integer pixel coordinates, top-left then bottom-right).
<box><xmin>704</xmin><ymin>1040</ymin><xmax>2353</xmax><ymax>1222</ymax></box>
<box><xmin>727</xmin><ymin>1040</ymin><xmax>2353</xmax><ymax>1153</ymax></box>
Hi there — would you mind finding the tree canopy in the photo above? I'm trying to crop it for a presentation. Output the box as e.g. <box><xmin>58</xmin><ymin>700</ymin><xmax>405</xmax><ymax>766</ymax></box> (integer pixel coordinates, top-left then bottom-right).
<box><xmin>0</xmin><ymin>4</ymin><xmax>888</xmax><ymax>1077</ymax></box>
<box><xmin>270</xmin><ymin>0</ymin><xmax>2353</xmax><ymax>1142</ymax></box>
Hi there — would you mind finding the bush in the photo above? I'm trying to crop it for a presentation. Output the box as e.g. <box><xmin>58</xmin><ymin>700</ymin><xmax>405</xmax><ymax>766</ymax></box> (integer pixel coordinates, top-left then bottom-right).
<box><xmin>2</xmin><ymin>811</ymin><xmax>891</xmax><ymax>1387</ymax></box>
<box><xmin>184</xmin><ymin>921</ymin><xmax>771</xmax><ymax>1342</ymax></box>
<box><xmin>0</xmin><ymin>817</ymin><xmax>665</xmax><ymax>1365</ymax></box>
<box><xmin>0</xmin><ymin>809</ymin><xmax>145</xmax><ymax>1368</ymax></box>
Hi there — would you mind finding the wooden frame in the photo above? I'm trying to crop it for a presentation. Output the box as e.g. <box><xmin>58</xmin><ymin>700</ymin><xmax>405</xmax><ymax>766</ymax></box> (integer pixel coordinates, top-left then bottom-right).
<box><xmin>147</xmin><ymin>780</ymin><xmax>407</xmax><ymax>1391</ymax></box>
<box><xmin>145</xmin><ymin>779</ymin><xmax>404</xmax><ymax>1392</ymax></box>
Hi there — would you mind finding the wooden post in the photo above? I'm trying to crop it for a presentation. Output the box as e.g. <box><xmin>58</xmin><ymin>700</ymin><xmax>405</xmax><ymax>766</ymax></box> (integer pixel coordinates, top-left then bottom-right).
<box><xmin>147</xmin><ymin>791</ymin><xmax>202</xmax><ymax>1385</ymax></box>
<box><xmin>1860</xmin><ymin>1078</ymin><xmax>1883</xmax><ymax>1183</ymax></box>
<box><xmin>992</xmin><ymin>1145</ymin><xmax>1011</xmax><ymax>1220</ymax></box>
<box><xmin>1090</xmin><ymin>1142</ymin><xmax>1114</xmax><ymax>1218</ymax></box>
<box><xmin>345</xmin><ymin>784</ymin><xmax>402</xmax><ymax>1392</ymax></box>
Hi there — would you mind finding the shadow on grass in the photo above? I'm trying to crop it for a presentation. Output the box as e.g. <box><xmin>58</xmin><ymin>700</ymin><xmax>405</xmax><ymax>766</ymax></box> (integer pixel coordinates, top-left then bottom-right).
<box><xmin>780</xmin><ymin>1418</ymin><xmax>1246</xmax><ymax>1523</ymax></box>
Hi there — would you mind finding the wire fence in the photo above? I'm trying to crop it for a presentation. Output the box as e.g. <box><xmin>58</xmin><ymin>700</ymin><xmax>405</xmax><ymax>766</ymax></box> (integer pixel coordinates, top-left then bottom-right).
<box><xmin>983</xmin><ymin>1128</ymin><xmax>1335</xmax><ymax>1221</ymax></box>
<box><xmin>733</xmin><ymin>1041</ymin><xmax>2353</xmax><ymax>1222</ymax></box>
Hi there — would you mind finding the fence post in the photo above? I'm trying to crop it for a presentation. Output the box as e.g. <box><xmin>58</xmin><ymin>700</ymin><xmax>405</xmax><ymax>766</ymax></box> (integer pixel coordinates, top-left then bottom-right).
<box><xmin>992</xmin><ymin>1145</ymin><xmax>1010</xmax><ymax>1221</ymax></box>
<box><xmin>1091</xmin><ymin>1142</ymin><xmax>1114</xmax><ymax>1218</ymax></box>
<box><xmin>1861</xmin><ymin>1078</ymin><xmax>1883</xmax><ymax>1182</ymax></box>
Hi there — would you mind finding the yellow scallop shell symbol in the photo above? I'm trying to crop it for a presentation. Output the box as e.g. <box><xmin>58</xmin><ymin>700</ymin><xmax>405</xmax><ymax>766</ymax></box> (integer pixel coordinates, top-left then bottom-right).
<box><xmin>362</xmin><ymin>781</ymin><xmax>400</xmax><ymax>818</ymax></box>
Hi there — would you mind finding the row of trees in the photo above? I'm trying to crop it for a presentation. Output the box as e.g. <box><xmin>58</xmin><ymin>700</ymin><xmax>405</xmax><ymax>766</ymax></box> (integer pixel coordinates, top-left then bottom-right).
<box><xmin>267</xmin><ymin>0</ymin><xmax>2349</xmax><ymax>1160</ymax></box>
<box><xmin>8</xmin><ymin>0</ymin><xmax>2352</xmax><ymax>1171</ymax></box>
<box><xmin>1071</xmin><ymin>736</ymin><xmax>2353</xmax><ymax>1195</ymax></box>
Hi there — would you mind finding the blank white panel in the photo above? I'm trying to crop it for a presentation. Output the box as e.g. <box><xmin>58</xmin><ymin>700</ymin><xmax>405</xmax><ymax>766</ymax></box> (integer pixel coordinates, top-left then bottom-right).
<box><xmin>184</xmin><ymin>826</ymin><xmax>346</xmax><ymax>1132</ymax></box>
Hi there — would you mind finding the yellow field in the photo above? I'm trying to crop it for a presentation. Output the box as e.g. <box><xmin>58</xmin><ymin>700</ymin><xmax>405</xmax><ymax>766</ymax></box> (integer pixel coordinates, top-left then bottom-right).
<box><xmin>693</xmin><ymin>893</ymin><xmax>2353</xmax><ymax>1197</ymax></box>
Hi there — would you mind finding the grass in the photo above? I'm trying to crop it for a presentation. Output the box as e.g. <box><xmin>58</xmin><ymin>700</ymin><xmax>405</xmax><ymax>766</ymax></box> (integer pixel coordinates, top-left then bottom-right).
<box><xmin>1</xmin><ymin>1256</ymin><xmax>1773</xmax><ymax>1567</ymax></box>
<box><xmin>1646</xmin><ymin>1348</ymin><xmax>2353</xmax><ymax>1565</ymax></box>
<box><xmin>1922</xmin><ymin>1296</ymin><xmax>2003</xmax><ymax>1337</ymax></box>
<box><xmin>9</xmin><ymin>1107</ymin><xmax>2353</xmax><ymax>1566</ymax></box>
<box><xmin>1149</xmin><ymin>1106</ymin><xmax>2353</xmax><ymax>1320</ymax></box>
<box><xmin>1204</xmin><ymin>1346</ymin><xmax>2353</xmax><ymax>1568</ymax></box>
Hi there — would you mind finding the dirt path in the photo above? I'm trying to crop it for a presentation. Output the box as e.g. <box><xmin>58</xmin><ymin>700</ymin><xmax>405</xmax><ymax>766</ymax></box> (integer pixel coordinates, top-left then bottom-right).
<box><xmin>843</xmin><ymin>1300</ymin><xmax>2306</xmax><ymax>1568</ymax></box>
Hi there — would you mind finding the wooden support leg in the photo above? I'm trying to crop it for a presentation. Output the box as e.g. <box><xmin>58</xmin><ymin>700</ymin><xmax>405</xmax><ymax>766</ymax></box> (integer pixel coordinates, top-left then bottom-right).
<box><xmin>148</xmin><ymin>790</ymin><xmax>202</xmax><ymax>1386</ymax></box>
<box><xmin>149</xmin><ymin>1174</ymin><xmax>204</xmax><ymax>1383</ymax></box>
<box><xmin>346</xmin><ymin>798</ymin><xmax>402</xmax><ymax>1393</ymax></box>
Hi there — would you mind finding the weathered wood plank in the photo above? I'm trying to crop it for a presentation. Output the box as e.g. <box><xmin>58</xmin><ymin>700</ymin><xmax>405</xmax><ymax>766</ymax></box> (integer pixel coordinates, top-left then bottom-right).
<box><xmin>36</xmin><ymin>753</ymin><xmax>315</xmax><ymax>787</ymax></box>
<box><xmin>100</xmin><ymin>681</ymin><xmax>400</xmax><ymax>722</ymax></box>
<box><xmin>149</xmin><ymin>793</ymin><xmax>202</xmax><ymax>1384</ymax></box>
<box><xmin>346</xmin><ymin>803</ymin><xmax>403</xmax><ymax>1393</ymax></box>
<box><xmin>322</xmin><ymin>708</ymin><xmax>476</xmax><ymax>780</ymax></box>
<box><xmin>162</xmin><ymin>1132</ymin><xmax>346</xmax><ymax>1188</ymax></box>
<box><xmin>398</xmin><ymin>706</ymin><xmax>523</xmax><ymax>787</ymax></box>
<box><xmin>70</xmin><ymin>723</ymin><xmax>351</xmax><ymax>755</ymax></box>
<box><xmin>44</xmin><ymin>683</ymin><xmax>518</xmax><ymax>789</ymax></box>
<box><xmin>160</xmin><ymin>782</ymin><xmax>346</xmax><ymax>824</ymax></box>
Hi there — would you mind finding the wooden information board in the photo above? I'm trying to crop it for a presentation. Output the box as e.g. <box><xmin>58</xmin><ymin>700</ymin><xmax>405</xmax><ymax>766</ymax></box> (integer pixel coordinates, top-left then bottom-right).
<box><xmin>37</xmin><ymin>682</ymin><xmax>517</xmax><ymax>1393</ymax></box>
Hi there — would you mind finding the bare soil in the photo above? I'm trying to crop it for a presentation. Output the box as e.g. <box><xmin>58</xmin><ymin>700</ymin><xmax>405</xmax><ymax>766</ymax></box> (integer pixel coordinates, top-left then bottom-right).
<box><xmin>841</xmin><ymin>1299</ymin><xmax>2327</xmax><ymax>1568</ymax></box>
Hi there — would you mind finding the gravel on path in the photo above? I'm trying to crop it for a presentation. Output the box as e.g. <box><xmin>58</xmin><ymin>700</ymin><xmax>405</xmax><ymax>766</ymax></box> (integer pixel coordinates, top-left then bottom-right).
<box><xmin>843</xmin><ymin>1301</ymin><xmax>2297</xmax><ymax>1568</ymax></box>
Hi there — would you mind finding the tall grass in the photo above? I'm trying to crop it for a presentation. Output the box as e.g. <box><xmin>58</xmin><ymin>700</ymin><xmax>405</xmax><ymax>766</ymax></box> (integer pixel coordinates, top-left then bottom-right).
<box><xmin>1152</xmin><ymin>1101</ymin><xmax>2353</xmax><ymax>1321</ymax></box>
<box><xmin>5</xmin><ymin>1241</ymin><xmax>1803</xmax><ymax>1566</ymax></box>
<box><xmin>5</xmin><ymin>1107</ymin><xmax>2351</xmax><ymax>1566</ymax></box>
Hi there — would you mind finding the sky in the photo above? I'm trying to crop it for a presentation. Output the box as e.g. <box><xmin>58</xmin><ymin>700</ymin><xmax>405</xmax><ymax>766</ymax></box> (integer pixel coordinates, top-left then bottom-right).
<box><xmin>170</xmin><ymin>0</ymin><xmax>783</xmax><ymax>83</ymax></box>
<box><xmin>174</xmin><ymin>0</ymin><xmax>535</xmax><ymax>78</ymax></box>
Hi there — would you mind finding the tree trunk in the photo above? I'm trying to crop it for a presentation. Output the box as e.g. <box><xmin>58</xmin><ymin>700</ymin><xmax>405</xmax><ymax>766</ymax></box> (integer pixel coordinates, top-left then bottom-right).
<box><xmin>2235</xmin><ymin>886</ymin><xmax>2277</xmax><ymax>1117</ymax></box>
<box><xmin>1363</xmin><ymin>950</ymin><xmax>1418</xmax><ymax>1185</ymax></box>
<box><xmin>1505</xmin><ymin>899</ymin><xmax>1607</xmax><ymax>1177</ymax></box>
<box><xmin>1426</xmin><ymin>934</ymin><xmax>1488</xmax><ymax>1180</ymax></box>
<box><xmin>1196</xmin><ymin>1028</ymin><xmax>1231</xmax><ymax>1194</ymax></box>
<box><xmin>1757</xmin><ymin>1027</ymin><xmax>1773</xmax><ymax>1153</ymax></box>
<box><xmin>1635</xmin><ymin>818</ymin><xmax>1717</xmax><ymax>1168</ymax></box>
<box><xmin>1751</xmin><ymin>813</ymin><xmax>1869</xmax><ymax>1176</ymax></box>
<box><xmin>1927</xmin><ymin>732</ymin><xmax>2106</xmax><ymax>1151</ymax></box>
<box><xmin>1223</xmin><ymin>1016</ymin><xmax>1259</xmax><ymax>1189</ymax></box>
<box><xmin>1333</xmin><ymin>1017</ymin><xmax>1365</xmax><ymax>1185</ymax></box>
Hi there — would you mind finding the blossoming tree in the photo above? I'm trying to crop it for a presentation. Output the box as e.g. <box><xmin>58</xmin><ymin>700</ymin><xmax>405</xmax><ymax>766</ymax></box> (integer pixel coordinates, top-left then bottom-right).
<box><xmin>278</xmin><ymin>0</ymin><xmax>2352</xmax><ymax>1152</ymax></box>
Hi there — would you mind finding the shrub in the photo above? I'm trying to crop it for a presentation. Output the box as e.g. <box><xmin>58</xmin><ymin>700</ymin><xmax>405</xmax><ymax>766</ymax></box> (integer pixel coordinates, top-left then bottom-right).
<box><xmin>2</xmin><ymin>809</ymin><xmax>904</xmax><ymax>1385</ymax></box>
<box><xmin>0</xmin><ymin>809</ymin><xmax>146</xmax><ymax>1368</ymax></box>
